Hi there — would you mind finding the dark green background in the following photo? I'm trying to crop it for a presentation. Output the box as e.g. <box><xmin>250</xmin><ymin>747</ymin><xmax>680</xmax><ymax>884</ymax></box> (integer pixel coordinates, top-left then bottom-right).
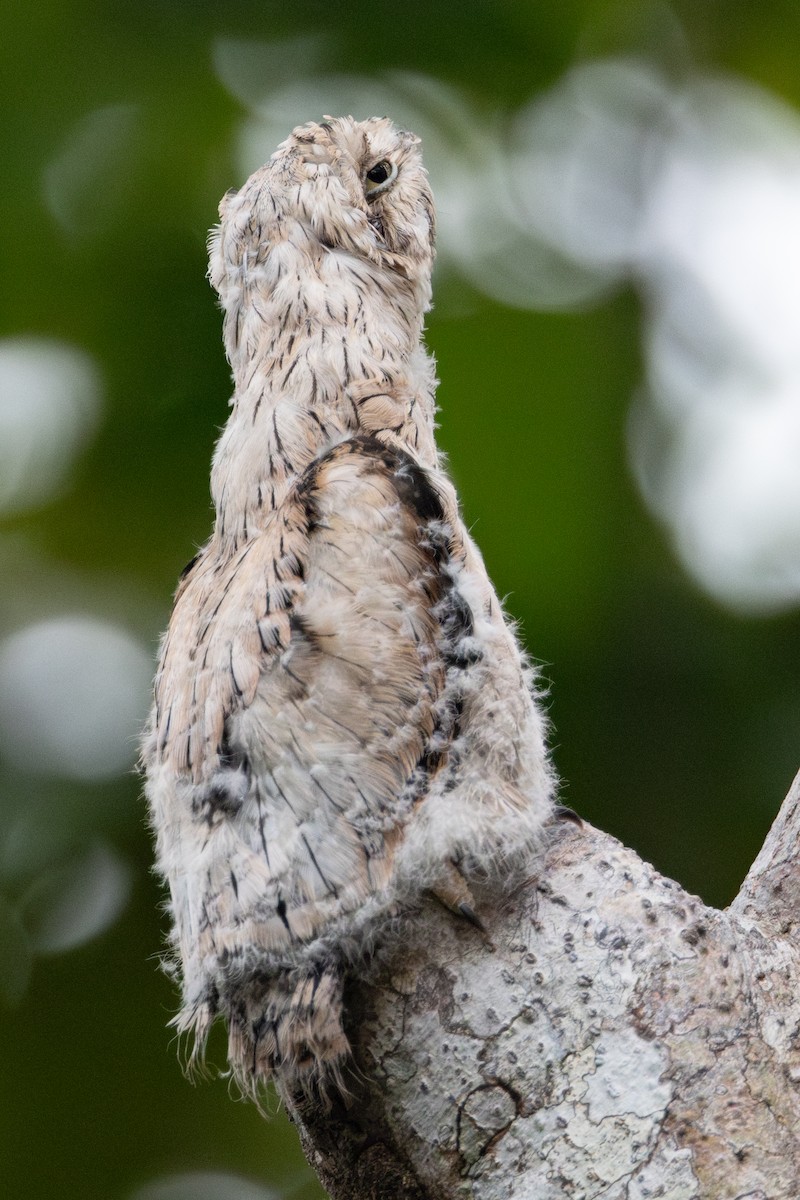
<box><xmin>2</xmin><ymin>2</ymin><xmax>799</xmax><ymax>1197</ymax></box>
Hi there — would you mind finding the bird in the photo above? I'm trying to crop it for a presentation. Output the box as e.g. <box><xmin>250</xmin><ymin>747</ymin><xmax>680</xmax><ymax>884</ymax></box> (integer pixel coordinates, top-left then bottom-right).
<box><xmin>142</xmin><ymin>115</ymin><xmax>555</xmax><ymax>1106</ymax></box>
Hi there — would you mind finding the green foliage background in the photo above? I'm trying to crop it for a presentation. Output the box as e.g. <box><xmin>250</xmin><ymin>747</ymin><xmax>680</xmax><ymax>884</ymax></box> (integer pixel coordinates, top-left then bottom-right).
<box><xmin>2</xmin><ymin>2</ymin><xmax>800</xmax><ymax>1197</ymax></box>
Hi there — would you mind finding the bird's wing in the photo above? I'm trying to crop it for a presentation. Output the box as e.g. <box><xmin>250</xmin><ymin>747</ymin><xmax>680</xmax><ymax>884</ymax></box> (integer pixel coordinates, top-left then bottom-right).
<box><xmin>149</xmin><ymin>431</ymin><xmax>466</xmax><ymax>788</ymax></box>
<box><xmin>160</xmin><ymin>438</ymin><xmax>472</xmax><ymax>1012</ymax></box>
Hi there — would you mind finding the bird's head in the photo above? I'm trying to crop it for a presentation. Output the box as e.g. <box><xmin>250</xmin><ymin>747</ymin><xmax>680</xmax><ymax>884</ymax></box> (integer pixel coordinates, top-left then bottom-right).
<box><xmin>209</xmin><ymin>116</ymin><xmax>436</xmax><ymax>303</ymax></box>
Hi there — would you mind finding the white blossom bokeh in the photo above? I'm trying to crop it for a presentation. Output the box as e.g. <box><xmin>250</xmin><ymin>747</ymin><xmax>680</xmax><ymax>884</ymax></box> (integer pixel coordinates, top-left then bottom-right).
<box><xmin>0</xmin><ymin>337</ymin><xmax>102</xmax><ymax>516</ymax></box>
<box><xmin>131</xmin><ymin>1173</ymin><xmax>284</xmax><ymax>1200</ymax></box>
<box><xmin>0</xmin><ymin>615</ymin><xmax>152</xmax><ymax>780</ymax></box>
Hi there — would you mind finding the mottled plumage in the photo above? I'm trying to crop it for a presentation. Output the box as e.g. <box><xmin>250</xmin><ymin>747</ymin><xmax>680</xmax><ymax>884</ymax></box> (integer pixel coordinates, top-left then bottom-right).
<box><xmin>143</xmin><ymin>116</ymin><xmax>554</xmax><ymax>1103</ymax></box>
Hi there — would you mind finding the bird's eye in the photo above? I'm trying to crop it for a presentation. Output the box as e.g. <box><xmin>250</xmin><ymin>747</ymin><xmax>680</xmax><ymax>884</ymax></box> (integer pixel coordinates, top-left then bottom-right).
<box><xmin>364</xmin><ymin>160</ymin><xmax>397</xmax><ymax>197</ymax></box>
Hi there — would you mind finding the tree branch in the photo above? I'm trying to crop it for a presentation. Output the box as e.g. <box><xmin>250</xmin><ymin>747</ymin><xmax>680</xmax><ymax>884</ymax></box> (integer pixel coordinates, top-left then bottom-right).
<box><xmin>729</xmin><ymin>769</ymin><xmax>800</xmax><ymax>938</ymax></box>
<box><xmin>290</xmin><ymin>775</ymin><xmax>800</xmax><ymax>1198</ymax></box>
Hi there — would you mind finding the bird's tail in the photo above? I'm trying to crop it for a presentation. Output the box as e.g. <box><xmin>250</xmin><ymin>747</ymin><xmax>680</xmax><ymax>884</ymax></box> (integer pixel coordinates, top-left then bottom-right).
<box><xmin>224</xmin><ymin>962</ymin><xmax>350</xmax><ymax>1106</ymax></box>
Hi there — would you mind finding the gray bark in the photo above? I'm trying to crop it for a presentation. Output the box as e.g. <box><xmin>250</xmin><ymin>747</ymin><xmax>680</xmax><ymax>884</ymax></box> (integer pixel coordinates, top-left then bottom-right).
<box><xmin>289</xmin><ymin>772</ymin><xmax>800</xmax><ymax>1199</ymax></box>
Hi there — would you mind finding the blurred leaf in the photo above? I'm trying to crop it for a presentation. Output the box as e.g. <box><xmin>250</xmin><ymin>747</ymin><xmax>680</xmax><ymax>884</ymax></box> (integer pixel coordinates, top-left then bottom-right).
<box><xmin>0</xmin><ymin>615</ymin><xmax>152</xmax><ymax>782</ymax></box>
<box><xmin>20</xmin><ymin>840</ymin><xmax>132</xmax><ymax>955</ymax></box>
<box><xmin>0</xmin><ymin>812</ymin><xmax>77</xmax><ymax>887</ymax></box>
<box><xmin>42</xmin><ymin>104</ymin><xmax>143</xmax><ymax>239</ymax></box>
<box><xmin>0</xmin><ymin>893</ymin><xmax>33</xmax><ymax>1006</ymax></box>
<box><xmin>132</xmin><ymin>1172</ymin><xmax>283</xmax><ymax>1200</ymax></box>
<box><xmin>212</xmin><ymin>36</ymin><xmax>328</xmax><ymax>114</ymax></box>
<box><xmin>0</xmin><ymin>337</ymin><xmax>102</xmax><ymax>517</ymax></box>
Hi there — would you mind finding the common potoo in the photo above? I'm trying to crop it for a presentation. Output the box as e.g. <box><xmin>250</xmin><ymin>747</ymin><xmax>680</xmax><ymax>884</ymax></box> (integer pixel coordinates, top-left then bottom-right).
<box><xmin>143</xmin><ymin>117</ymin><xmax>554</xmax><ymax>1103</ymax></box>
